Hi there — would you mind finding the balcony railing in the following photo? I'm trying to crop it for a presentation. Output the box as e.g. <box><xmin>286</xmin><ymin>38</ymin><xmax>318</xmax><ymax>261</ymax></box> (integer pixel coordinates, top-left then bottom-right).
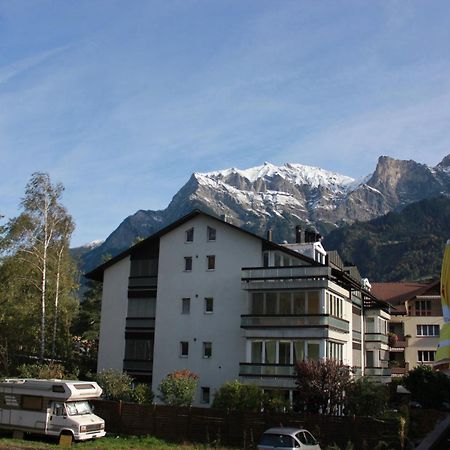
<box><xmin>128</xmin><ymin>276</ymin><xmax>157</xmax><ymax>288</ymax></box>
<box><xmin>365</xmin><ymin>333</ymin><xmax>389</xmax><ymax>344</ymax></box>
<box><xmin>126</xmin><ymin>317</ymin><xmax>155</xmax><ymax>329</ymax></box>
<box><xmin>352</xmin><ymin>330</ymin><xmax>362</xmax><ymax>341</ymax></box>
<box><xmin>123</xmin><ymin>359</ymin><xmax>153</xmax><ymax>372</ymax></box>
<box><xmin>241</xmin><ymin>315</ymin><xmax>349</xmax><ymax>333</ymax></box>
<box><xmin>239</xmin><ymin>363</ymin><xmax>296</xmax><ymax>377</ymax></box>
<box><xmin>242</xmin><ymin>266</ymin><xmax>330</xmax><ymax>281</ymax></box>
<box><xmin>365</xmin><ymin>367</ymin><xmax>391</xmax><ymax>377</ymax></box>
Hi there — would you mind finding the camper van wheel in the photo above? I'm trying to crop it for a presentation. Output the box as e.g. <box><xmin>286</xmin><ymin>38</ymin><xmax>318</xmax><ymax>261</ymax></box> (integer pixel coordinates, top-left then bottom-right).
<box><xmin>59</xmin><ymin>430</ymin><xmax>73</xmax><ymax>446</ymax></box>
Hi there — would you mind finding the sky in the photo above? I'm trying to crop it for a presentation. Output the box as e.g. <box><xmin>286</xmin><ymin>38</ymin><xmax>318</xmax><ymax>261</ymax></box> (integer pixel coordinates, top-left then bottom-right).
<box><xmin>1</xmin><ymin>0</ymin><xmax>450</xmax><ymax>247</ymax></box>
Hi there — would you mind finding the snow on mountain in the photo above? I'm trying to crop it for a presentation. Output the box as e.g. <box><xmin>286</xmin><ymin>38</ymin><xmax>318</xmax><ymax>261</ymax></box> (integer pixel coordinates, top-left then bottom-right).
<box><xmin>196</xmin><ymin>162</ymin><xmax>358</xmax><ymax>193</ymax></box>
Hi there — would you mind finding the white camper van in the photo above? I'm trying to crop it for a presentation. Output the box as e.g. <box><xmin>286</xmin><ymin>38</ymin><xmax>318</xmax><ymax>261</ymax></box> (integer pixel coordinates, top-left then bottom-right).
<box><xmin>0</xmin><ymin>378</ymin><xmax>106</xmax><ymax>441</ymax></box>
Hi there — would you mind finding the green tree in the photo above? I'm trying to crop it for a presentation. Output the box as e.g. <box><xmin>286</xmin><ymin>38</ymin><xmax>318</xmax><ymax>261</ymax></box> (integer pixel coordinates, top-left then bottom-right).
<box><xmin>158</xmin><ymin>369</ymin><xmax>198</xmax><ymax>406</ymax></box>
<box><xmin>345</xmin><ymin>377</ymin><xmax>388</xmax><ymax>416</ymax></box>
<box><xmin>0</xmin><ymin>173</ymin><xmax>78</xmax><ymax>365</ymax></box>
<box><xmin>295</xmin><ymin>359</ymin><xmax>352</xmax><ymax>414</ymax></box>
<box><xmin>403</xmin><ymin>365</ymin><xmax>450</xmax><ymax>408</ymax></box>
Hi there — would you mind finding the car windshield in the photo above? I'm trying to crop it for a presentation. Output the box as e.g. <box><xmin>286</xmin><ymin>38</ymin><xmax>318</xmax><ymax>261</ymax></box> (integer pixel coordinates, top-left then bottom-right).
<box><xmin>65</xmin><ymin>401</ymin><xmax>92</xmax><ymax>416</ymax></box>
<box><xmin>259</xmin><ymin>433</ymin><xmax>295</xmax><ymax>448</ymax></box>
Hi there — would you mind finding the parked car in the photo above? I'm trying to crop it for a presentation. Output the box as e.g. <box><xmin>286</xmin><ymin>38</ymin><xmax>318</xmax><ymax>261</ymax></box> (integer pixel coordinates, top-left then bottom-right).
<box><xmin>257</xmin><ymin>427</ymin><xmax>321</xmax><ymax>450</ymax></box>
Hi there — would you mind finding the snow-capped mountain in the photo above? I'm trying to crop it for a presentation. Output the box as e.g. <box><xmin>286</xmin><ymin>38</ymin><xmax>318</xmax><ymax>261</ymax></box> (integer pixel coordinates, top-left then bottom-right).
<box><xmin>81</xmin><ymin>155</ymin><xmax>450</xmax><ymax>272</ymax></box>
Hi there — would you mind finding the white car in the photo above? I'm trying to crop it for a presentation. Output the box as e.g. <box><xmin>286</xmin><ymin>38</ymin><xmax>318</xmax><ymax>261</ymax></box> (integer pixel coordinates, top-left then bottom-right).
<box><xmin>257</xmin><ymin>427</ymin><xmax>321</xmax><ymax>450</ymax></box>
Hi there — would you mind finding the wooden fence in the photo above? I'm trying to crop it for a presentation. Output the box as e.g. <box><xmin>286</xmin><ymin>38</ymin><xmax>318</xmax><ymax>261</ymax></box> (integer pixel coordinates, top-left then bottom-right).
<box><xmin>91</xmin><ymin>400</ymin><xmax>403</xmax><ymax>449</ymax></box>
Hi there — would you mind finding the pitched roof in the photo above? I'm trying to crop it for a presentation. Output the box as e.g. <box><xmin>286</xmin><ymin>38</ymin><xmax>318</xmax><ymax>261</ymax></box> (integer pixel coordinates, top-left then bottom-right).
<box><xmin>85</xmin><ymin>209</ymin><xmax>321</xmax><ymax>281</ymax></box>
<box><xmin>371</xmin><ymin>280</ymin><xmax>439</xmax><ymax>306</ymax></box>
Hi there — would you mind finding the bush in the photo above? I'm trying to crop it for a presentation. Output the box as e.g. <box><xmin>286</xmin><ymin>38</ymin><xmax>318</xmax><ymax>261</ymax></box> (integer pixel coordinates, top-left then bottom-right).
<box><xmin>96</xmin><ymin>369</ymin><xmax>133</xmax><ymax>401</ymax></box>
<box><xmin>346</xmin><ymin>377</ymin><xmax>388</xmax><ymax>416</ymax></box>
<box><xmin>16</xmin><ymin>362</ymin><xmax>72</xmax><ymax>379</ymax></box>
<box><xmin>212</xmin><ymin>380</ymin><xmax>265</xmax><ymax>412</ymax></box>
<box><xmin>131</xmin><ymin>383</ymin><xmax>154</xmax><ymax>404</ymax></box>
<box><xmin>158</xmin><ymin>369</ymin><xmax>198</xmax><ymax>406</ymax></box>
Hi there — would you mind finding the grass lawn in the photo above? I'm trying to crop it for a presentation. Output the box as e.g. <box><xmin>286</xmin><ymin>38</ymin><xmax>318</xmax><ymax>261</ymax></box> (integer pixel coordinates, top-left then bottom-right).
<box><xmin>0</xmin><ymin>433</ymin><xmax>239</xmax><ymax>450</ymax></box>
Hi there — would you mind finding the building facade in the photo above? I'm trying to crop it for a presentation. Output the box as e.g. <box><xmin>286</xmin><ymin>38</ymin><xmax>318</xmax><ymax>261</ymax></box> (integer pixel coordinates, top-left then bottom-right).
<box><xmin>88</xmin><ymin>210</ymin><xmax>390</xmax><ymax>406</ymax></box>
<box><xmin>371</xmin><ymin>282</ymin><xmax>443</xmax><ymax>376</ymax></box>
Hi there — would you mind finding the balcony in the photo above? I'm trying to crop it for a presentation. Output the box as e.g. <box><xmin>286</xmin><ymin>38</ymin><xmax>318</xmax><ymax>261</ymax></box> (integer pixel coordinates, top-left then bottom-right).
<box><xmin>239</xmin><ymin>363</ymin><xmax>296</xmax><ymax>378</ymax></box>
<box><xmin>365</xmin><ymin>333</ymin><xmax>389</xmax><ymax>345</ymax></box>
<box><xmin>128</xmin><ymin>276</ymin><xmax>157</xmax><ymax>288</ymax></box>
<box><xmin>352</xmin><ymin>330</ymin><xmax>362</xmax><ymax>342</ymax></box>
<box><xmin>126</xmin><ymin>317</ymin><xmax>155</xmax><ymax>329</ymax></box>
<box><xmin>123</xmin><ymin>359</ymin><xmax>153</xmax><ymax>373</ymax></box>
<box><xmin>241</xmin><ymin>266</ymin><xmax>331</xmax><ymax>290</ymax></box>
<box><xmin>241</xmin><ymin>315</ymin><xmax>349</xmax><ymax>333</ymax></box>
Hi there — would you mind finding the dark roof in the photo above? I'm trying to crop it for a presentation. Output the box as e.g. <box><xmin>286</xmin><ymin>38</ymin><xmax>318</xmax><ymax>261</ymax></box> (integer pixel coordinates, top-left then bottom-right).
<box><xmin>85</xmin><ymin>209</ymin><xmax>322</xmax><ymax>281</ymax></box>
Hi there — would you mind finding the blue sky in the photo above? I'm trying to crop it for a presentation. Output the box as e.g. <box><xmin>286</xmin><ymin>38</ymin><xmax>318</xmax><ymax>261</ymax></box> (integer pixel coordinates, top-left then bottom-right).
<box><xmin>1</xmin><ymin>0</ymin><xmax>450</xmax><ymax>246</ymax></box>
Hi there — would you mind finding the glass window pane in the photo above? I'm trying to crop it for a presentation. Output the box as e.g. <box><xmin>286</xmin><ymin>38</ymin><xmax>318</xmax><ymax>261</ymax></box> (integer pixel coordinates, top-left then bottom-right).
<box><xmin>265</xmin><ymin>341</ymin><xmax>276</xmax><ymax>364</ymax></box>
<box><xmin>293</xmin><ymin>292</ymin><xmax>306</xmax><ymax>314</ymax></box>
<box><xmin>294</xmin><ymin>341</ymin><xmax>305</xmax><ymax>363</ymax></box>
<box><xmin>251</xmin><ymin>293</ymin><xmax>264</xmax><ymax>314</ymax></box>
<box><xmin>308</xmin><ymin>291</ymin><xmax>320</xmax><ymax>314</ymax></box>
<box><xmin>279</xmin><ymin>342</ymin><xmax>291</xmax><ymax>364</ymax></box>
<box><xmin>207</xmin><ymin>227</ymin><xmax>216</xmax><ymax>241</ymax></box>
<box><xmin>307</xmin><ymin>343</ymin><xmax>320</xmax><ymax>361</ymax></box>
<box><xmin>251</xmin><ymin>341</ymin><xmax>262</xmax><ymax>363</ymax></box>
<box><xmin>266</xmin><ymin>293</ymin><xmax>277</xmax><ymax>314</ymax></box>
<box><xmin>182</xmin><ymin>298</ymin><xmax>190</xmax><ymax>314</ymax></box>
<box><xmin>279</xmin><ymin>293</ymin><xmax>291</xmax><ymax>314</ymax></box>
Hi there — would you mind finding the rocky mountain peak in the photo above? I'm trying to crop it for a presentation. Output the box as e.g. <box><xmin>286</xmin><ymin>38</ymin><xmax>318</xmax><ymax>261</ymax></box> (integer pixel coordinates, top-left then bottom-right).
<box><xmin>80</xmin><ymin>155</ymin><xmax>450</xmax><ymax>273</ymax></box>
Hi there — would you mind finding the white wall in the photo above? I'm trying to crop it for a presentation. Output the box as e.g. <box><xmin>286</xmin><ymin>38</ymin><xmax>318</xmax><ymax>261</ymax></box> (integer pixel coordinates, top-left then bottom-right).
<box><xmin>152</xmin><ymin>216</ymin><xmax>262</xmax><ymax>406</ymax></box>
<box><xmin>97</xmin><ymin>256</ymin><xmax>130</xmax><ymax>372</ymax></box>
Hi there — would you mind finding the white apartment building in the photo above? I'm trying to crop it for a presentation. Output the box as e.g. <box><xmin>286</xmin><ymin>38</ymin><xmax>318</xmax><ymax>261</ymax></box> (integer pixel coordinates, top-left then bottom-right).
<box><xmin>87</xmin><ymin>210</ymin><xmax>390</xmax><ymax>406</ymax></box>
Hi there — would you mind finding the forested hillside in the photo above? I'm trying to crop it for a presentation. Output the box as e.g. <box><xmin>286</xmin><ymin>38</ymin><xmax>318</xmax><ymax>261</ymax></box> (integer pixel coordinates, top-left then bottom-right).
<box><xmin>323</xmin><ymin>196</ymin><xmax>450</xmax><ymax>281</ymax></box>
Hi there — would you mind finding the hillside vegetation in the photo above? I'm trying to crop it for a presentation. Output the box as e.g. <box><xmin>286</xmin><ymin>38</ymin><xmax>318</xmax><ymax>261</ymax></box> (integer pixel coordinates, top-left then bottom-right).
<box><xmin>323</xmin><ymin>196</ymin><xmax>450</xmax><ymax>281</ymax></box>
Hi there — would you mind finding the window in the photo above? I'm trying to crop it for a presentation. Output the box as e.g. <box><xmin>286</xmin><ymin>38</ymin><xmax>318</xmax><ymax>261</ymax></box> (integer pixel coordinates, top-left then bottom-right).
<box><xmin>128</xmin><ymin>297</ymin><xmax>156</xmax><ymax>318</ymax></box>
<box><xmin>207</xmin><ymin>255</ymin><xmax>215</xmax><ymax>270</ymax></box>
<box><xmin>181</xmin><ymin>298</ymin><xmax>190</xmax><ymax>314</ymax></box>
<box><xmin>251</xmin><ymin>341</ymin><xmax>263</xmax><ymax>363</ymax></box>
<box><xmin>204</xmin><ymin>297</ymin><xmax>213</xmax><ymax>313</ymax></box>
<box><xmin>251</xmin><ymin>293</ymin><xmax>264</xmax><ymax>314</ymax></box>
<box><xmin>207</xmin><ymin>226</ymin><xmax>216</xmax><ymax>241</ymax></box>
<box><xmin>185</xmin><ymin>228</ymin><xmax>194</xmax><ymax>242</ymax></box>
<box><xmin>184</xmin><ymin>257</ymin><xmax>192</xmax><ymax>271</ymax></box>
<box><xmin>279</xmin><ymin>293</ymin><xmax>291</xmax><ymax>314</ymax></box>
<box><xmin>278</xmin><ymin>341</ymin><xmax>291</xmax><ymax>364</ymax></box>
<box><xmin>180</xmin><ymin>341</ymin><xmax>189</xmax><ymax>357</ymax></box>
<box><xmin>203</xmin><ymin>342</ymin><xmax>212</xmax><ymax>358</ymax></box>
<box><xmin>125</xmin><ymin>338</ymin><xmax>153</xmax><ymax>361</ymax></box>
<box><xmin>201</xmin><ymin>387</ymin><xmax>210</xmax><ymax>404</ymax></box>
<box><xmin>265</xmin><ymin>292</ymin><xmax>277</xmax><ymax>314</ymax></box>
<box><xmin>22</xmin><ymin>396</ymin><xmax>43</xmax><ymax>411</ymax></box>
<box><xmin>417</xmin><ymin>324</ymin><xmax>440</xmax><ymax>336</ymax></box>
<box><xmin>416</xmin><ymin>300</ymin><xmax>432</xmax><ymax>316</ymax></box>
<box><xmin>418</xmin><ymin>350</ymin><xmax>435</xmax><ymax>363</ymax></box>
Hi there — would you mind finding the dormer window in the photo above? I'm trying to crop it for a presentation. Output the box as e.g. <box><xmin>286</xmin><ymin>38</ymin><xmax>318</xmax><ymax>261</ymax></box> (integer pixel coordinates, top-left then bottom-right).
<box><xmin>207</xmin><ymin>226</ymin><xmax>216</xmax><ymax>241</ymax></box>
<box><xmin>185</xmin><ymin>228</ymin><xmax>194</xmax><ymax>242</ymax></box>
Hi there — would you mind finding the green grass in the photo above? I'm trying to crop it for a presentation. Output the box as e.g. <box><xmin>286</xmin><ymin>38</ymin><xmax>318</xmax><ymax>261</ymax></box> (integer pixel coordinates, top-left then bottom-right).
<box><xmin>0</xmin><ymin>433</ymin><xmax>239</xmax><ymax>449</ymax></box>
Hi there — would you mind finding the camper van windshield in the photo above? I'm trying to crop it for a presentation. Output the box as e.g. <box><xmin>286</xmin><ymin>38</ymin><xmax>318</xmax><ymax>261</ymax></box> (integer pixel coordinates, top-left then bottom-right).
<box><xmin>65</xmin><ymin>401</ymin><xmax>92</xmax><ymax>416</ymax></box>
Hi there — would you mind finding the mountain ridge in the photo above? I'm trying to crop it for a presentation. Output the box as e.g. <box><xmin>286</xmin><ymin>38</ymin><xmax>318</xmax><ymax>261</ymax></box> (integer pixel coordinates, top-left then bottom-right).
<box><xmin>80</xmin><ymin>154</ymin><xmax>450</xmax><ymax>276</ymax></box>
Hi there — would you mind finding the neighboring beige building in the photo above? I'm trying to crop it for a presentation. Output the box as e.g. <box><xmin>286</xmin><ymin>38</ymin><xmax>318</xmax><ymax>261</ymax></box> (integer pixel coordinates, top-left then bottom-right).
<box><xmin>371</xmin><ymin>281</ymin><xmax>443</xmax><ymax>376</ymax></box>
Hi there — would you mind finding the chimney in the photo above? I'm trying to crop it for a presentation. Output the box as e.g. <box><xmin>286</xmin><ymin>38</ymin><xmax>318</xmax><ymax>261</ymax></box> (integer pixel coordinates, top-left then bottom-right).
<box><xmin>267</xmin><ymin>229</ymin><xmax>273</xmax><ymax>242</ymax></box>
<box><xmin>295</xmin><ymin>225</ymin><xmax>303</xmax><ymax>243</ymax></box>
